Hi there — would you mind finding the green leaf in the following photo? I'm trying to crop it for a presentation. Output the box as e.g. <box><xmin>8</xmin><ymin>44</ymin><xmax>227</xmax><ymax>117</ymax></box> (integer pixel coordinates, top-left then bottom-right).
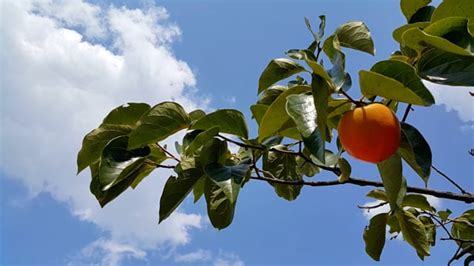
<box><xmin>159</xmin><ymin>173</ymin><xmax>201</xmax><ymax>223</ymax></box>
<box><xmin>189</xmin><ymin>109</ymin><xmax>206</xmax><ymax>122</ymax></box>
<box><xmin>377</xmin><ymin>153</ymin><xmax>405</xmax><ymax>210</ymax></box>
<box><xmin>128</xmin><ymin>102</ymin><xmax>190</xmax><ymax>149</ymax></box>
<box><xmin>363</xmin><ymin>212</ymin><xmax>388</xmax><ymax>261</ymax></box>
<box><xmin>185</xmin><ymin>127</ymin><xmax>220</xmax><ymax>156</ymax></box>
<box><xmin>296</xmin><ymin>150</ymin><xmax>320</xmax><ymax>177</ymax></box>
<box><xmin>312</xmin><ymin>74</ymin><xmax>330</xmax><ymax>141</ymax></box>
<box><xmin>322</xmin><ymin>35</ymin><xmax>343</xmax><ymax>64</ymax></box>
<box><xmin>399</xmin><ymin>123</ymin><xmax>432</xmax><ymax>185</ymax></box>
<box><xmin>416</xmin><ymin>49</ymin><xmax>474</xmax><ymax>86</ymax></box>
<box><xmin>438</xmin><ymin>209</ymin><xmax>452</xmax><ymax>222</ymax></box>
<box><xmin>285</xmin><ymin>93</ymin><xmax>325</xmax><ymax>163</ymax></box>
<box><xmin>77</xmin><ymin>125</ymin><xmax>131</xmax><ymax>174</ymax></box>
<box><xmin>400</xmin><ymin>0</ymin><xmax>431</xmax><ymax>21</ymax></box>
<box><xmin>257</xmin><ymin>85</ymin><xmax>287</xmax><ymax>105</ymax></box>
<box><xmin>192</xmin><ymin>176</ymin><xmax>206</xmax><ymax>203</ymax></box>
<box><xmin>396</xmin><ymin>209</ymin><xmax>430</xmax><ymax>257</ymax></box>
<box><xmin>191</xmin><ymin>109</ymin><xmax>248</xmax><ymax>139</ymax></box>
<box><xmin>285</xmin><ymin>49</ymin><xmax>334</xmax><ymax>86</ymax></box>
<box><xmin>393</xmin><ymin>22</ymin><xmax>430</xmax><ymax>43</ymax></box>
<box><xmin>250</xmin><ymin>104</ymin><xmax>268</xmax><ymax>125</ymax></box>
<box><xmin>200</xmin><ymin>138</ymin><xmax>229</xmax><ymax>166</ymax></box>
<box><xmin>366</xmin><ymin>189</ymin><xmax>388</xmax><ymax>202</ymax></box>
<box><xmin>359</xmin><ymin>61</ymin><xmax>435</xmax><ymax>106</ymax></box>
<box><xmin>258</xmin><ymin>58</ymin><xmax>306</xmax><ymax>93</ymax></box>
<box><xmin>129</xmin><ymin>160</ymin><xmax>159</xmax><ymax>189</ymax></box>
<box><xmin>431</xmin><ymin>0</ymin><xmax>474</xmax><ymax>22</ymax></box>
<box><xmin>258</xmin><ymin>85</ymin><xmax>311</xmax><ymax>142</ymax></box>
<box><xmin>451</xmin><ymin>209</ymin><xmax>474</xmax><ymax>253</ymax></box>
<box><xmin>263</xmin><ymin>145</ymin><xmax>302</xmax><ymax>201</ymax></box>
<box><xmin>387</xmin><ymin>213</ymin><xmax>401</xmax><ymax>234</ymax></box>
<box><xmin>101</xmin><ymin>103</ymin><xmax>151</xmax><ymax>126</ymax></box>
<box><xmin>402</xmin><ymin>27</ymin><xmax>473</xmax><ymax>56</ymax></box>
<box><xmin>204</xmin><ymin>162</ymin><xmax>251</xmax><ymax>203</ymax></box>
<box><xmin>334</xmin><ymin>21</ymin><xmax>375</xmax><ymax>56</ymax></box>
<box><xmin>204</xmin><ymin>177</ymin><xmax>236</xmax><ymax>230</ymax></box>
<box><xmin>337</xmin><ymin>158</ymin><xmax>351</xmax><ymax>183</ymax></box>
<box><xmin>402</xmin><ymin>194</ymin><xmax>434</xmax><ymax>212</ymax></box>
<box><xmin>408</xmin><ymin>6</ymin><xmax>435</xmax><ymax>23</ymax></box>
<box><xmin>98</xmin><ymin>136</ymin><xmax>150</xmax><ymax>191</ymax></box>
<box><xmin>419</xmin><ymin>216</ymin><xmax>436</xmax><ymax>247</ymax></box>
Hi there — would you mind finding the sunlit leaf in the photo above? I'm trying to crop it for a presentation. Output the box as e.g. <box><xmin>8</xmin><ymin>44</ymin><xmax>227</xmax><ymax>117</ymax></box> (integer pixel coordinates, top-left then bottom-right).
<box><xmin>396</xmin><ymin>209</ymin><xmax>430</xmax><ymax>257</ymax></box>
<box><xmin>258</xmin><ymin>58</ymin><xmax>306</xmax><ymax>93</ymax></box>
<box><xmin>191</xmin><ymin>109</ymin><xmax>249</xmax><ymax>139</ymax></box>
<box><xmin>377</xmin><ymin>153</ymin><xmax>405</xmax><ymax>210</ymax></box>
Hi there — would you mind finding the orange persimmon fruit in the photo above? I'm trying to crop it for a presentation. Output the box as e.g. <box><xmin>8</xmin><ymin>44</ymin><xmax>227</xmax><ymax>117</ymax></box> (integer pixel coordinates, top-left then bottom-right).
<box><xmin>338</xmin><ymin>103</ymin><xmax>401</xmax><ymax>163</ymax></box>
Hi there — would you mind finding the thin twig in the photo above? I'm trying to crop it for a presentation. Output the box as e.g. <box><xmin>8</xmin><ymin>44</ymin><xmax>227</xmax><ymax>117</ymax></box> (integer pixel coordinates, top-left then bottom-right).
<box><xmin>401</xmin><ymin>104</ymin><xmax>413</xmax><ymax>122</ymax></box>
<box><xmin>156</xmin><ymin>164</ymin><xmax>176</xmax><ymax>169</ymax></box>
<box><xmin>448</xmin><ymin>245</ymin><xmax>463</xmax><ymax>266</ymax></box>
<box><xmin>339</xmin><ymin>90</ymin><xmax>362</xmax><ymax>107</ymax></box>
<box><xmin>157</xmin><ymin>143</ymin><xmax>180</xmax><ymax>162</ymax></box>
<box><xmin>249</xmin><ymin>175</ymin><xmax>474</xmax><ymax>203</ymax></box>
<box><xmin>357</xmin><ymin>201</ymin><xmax>389</xmax><ymax>210</ymax></box>
<box><xmin>217</xmin><ymin>134</ymin><xmax>264</xmax><ymax>150</ymax></box>
<box><xmin>432</xmin><ymin>165</ymin><xmax>470</xmax><ymax>195</ymax></box>
<box><xmin>441</xmin><ymin>238</ymin><xmax>474</xmax><ymax>243</ymax></box>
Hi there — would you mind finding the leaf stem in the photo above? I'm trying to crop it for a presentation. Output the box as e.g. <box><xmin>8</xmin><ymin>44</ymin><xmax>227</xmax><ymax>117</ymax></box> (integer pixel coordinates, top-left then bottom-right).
<box><xmin>157</xmin><ymin>143</ymin><xmax>180</xmax><ymax>162</ymax></box>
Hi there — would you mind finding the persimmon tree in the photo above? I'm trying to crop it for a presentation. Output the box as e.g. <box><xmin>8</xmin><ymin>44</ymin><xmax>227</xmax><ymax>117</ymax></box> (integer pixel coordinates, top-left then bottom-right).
<box><xmin>77</xmin><ymin>0</ymin><xmax>474</xmax><ymax>264</ymax></box>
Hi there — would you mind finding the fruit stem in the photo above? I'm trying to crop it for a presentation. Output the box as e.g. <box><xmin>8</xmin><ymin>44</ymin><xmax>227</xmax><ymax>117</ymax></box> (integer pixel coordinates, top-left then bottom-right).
<box><xmin>339</xmin><ymin>90</ymin><xmax>364</xmax><ymax>107</ymax></box>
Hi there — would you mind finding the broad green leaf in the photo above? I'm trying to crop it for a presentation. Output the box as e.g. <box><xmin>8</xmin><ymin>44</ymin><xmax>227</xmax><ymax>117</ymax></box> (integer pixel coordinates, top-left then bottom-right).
<box><xmin>451</xmin><ymin>209</ymin><xmax>474</xmax><ymax>253</ymax></box>
<box><xmin>101</xmin><ymin>103</ymin><xmax>150</xmax><ymax>126</ymax></box>
<box><xmin>129</xmin><ymin>160</ymin><xmax>159</xmax><ymax>189</ymax></box>
<box><xmin>402</xmin><ymin>194</ymin><xmax>434</xmax><ymax>211</ymax></box>
<box><xmin>396</xmin><ymin>209</ymin><xmax>431</xmax><ymax>256</ymax></box>
<box><xmin>90</xmin><ymin>161</ymin><xmax>145</xmax><ymax>207</ymax></box>
<box><xmin>431</xmin><ymin>0</ymin><xmax>474</xmax><ymax>22</ymax></box>
<box><xmin>159</xmin><ymin>173</ymin><xmax>201</xmax><ymax>223</ymax></box>
<box><xmin>334</xmin><ymin>21</ymin><xmax>375</xmax><ymax>56</ymax></box>
<box><xmin>363</xmin><ymin>213</ymin><xmax>388</xmax><ymax>261</ymax></box>
<box><xmin>204</xmin><ymin>177</ymin><xmax>236</xmax><ymax>229</ymax></box>
<box><xmin>338</xmin><ymin>158</ymin><xmax>351</xmax><ymax>182</ymax></box>
<box><xmin>285</xmin><ymin>49</ymin><xmax>334</xmax><ymax>86</ymax></box>
<box><xmin>98</xmin><ymin>136</ymin><xmax>150</xmax><ymax>191</ymax></box>
<box><xmin>200</xmin><ymin>138</ymin><xmax>229</xmax><ymax>165</ymax></box>
<box><xmin>192</xmin><ymin>176</ymin><xmax>206</xmax><ymax>203</ymax></box>
<box><xmin>360</xmin><ymin>61</ymin><xmax>435</xmax><ymax>106</ymax></box>
<box><xmin>257</xmin><ymin>85</ymin><xmax>287</xmax><ymax>105</ymax></box>
<box><xmin>422</xmin><ymin>17</ymin><xmax>473</xmax><ymax>53</ymax></box>
<box><xmin>377</xmin><ymin>153</ymin><xmax>405</xmax><ymax>210</ymax></box>
<box><xmin>366</xmin><ymin>189</ymin><xmax>388</xmax><ymax>202</ymax></box>
<box><xmin>402</xmin><ymin>27</ymin><xmax>473</xmax><ymax>56</ymax></box>
<box><xmin>263</xmin><ymin>145</ymin><xmax>302</xmax><ymax>201</ymax></box>
<box><xmin>204</xmin><ymin>162</ymin><xmax>251</xmax><ymax>203</ymax></box>
<box><xmin>305</xmin><ymin>16</ymin><xmax>326</xmax><ymax>43</ymax></box>
<box><xmin>250</xmin><ymin>104</ymin><xmax>268</xmax><ymax>125</ymax></box>
<box><xmin>399</xmin><ymin>123</ymin><xmax>432</xmax><ymax>185</ymax></box>
<box><xmin>393</xmin><ymin>22</ymin><xmax>430</xmax><ymax>43</ymax></box>
<box><xmin>312</xmin><ymin>75</ymin><xmax>329</xmax><ymax>141</ymax></box>
<box><xmin>408</xmin><ymin>6</ymin><xmax>435</xmax><ymax>23</ymax></box>
<box><xmin>128</xmin><ymin>102</ymin><xmax>190</xmax><ymax>149</ymax></box>
<box><xmin>191</xmin><ymin>109</ymin><xmax>248</xmax><ymax>139</ymax></box>
<box><xmin>185</xmin><ymin>127</ymin><xmax>220</xmax><ymax>156</ymax></box>
<box><xmin>400</xmin><ymin>0</ymin><xmax>431</xmax><ymax>21</ymax></box>
<box><xmin>285</xmin><ymin>93</ymin><xmax>325</xmax><ymax>163</ymax></box>
<box><xmin>258</xmin><ymin>85</ymin><xmax>311</xmax><ymax>142</ymax></box>
<box><xmin>438</xmin><ymin>209</ymin><xmax>452</xmax><ymax>222</ymax></box>
<box><xmin>419</xmin><ymin>216</ymin><xmax>436</xmax><ymax>247</ymax></box>
<box><xmin>322</xmin><ymin>35</ymin><xmax>344</xmax><ymax>64</ymax></box>
<box><xmin>258</xmin><ymin>58</ymin><xmax>306</xmax><ymax>93</ymax></box>
<box><xmin>296</xmin><ymin>150</ymin><xmax>320</xmax><ymax>177</ymax></box>
<box><xmin>367</xmin><ymin>60</ymin><xmax>434</xmax><ymax>106</ymax></box>
<box><xmin>387</xmin><ymin>213</ymin><xmax>401</xmax><ymax>234</ymax></box>
<box><xmin>77</xmin><ymin>125</ymin><xmax>131</xmax><ymax>174</ymax></box>
<box><xmin>417</xmin><ymin>49</ymin><xmax>474</xmax><ymax>86</ymax></box>
<box><xmin>189</xmin><ymin>109</ymin><xmax>206</xmax><ymax>122</ymax></box>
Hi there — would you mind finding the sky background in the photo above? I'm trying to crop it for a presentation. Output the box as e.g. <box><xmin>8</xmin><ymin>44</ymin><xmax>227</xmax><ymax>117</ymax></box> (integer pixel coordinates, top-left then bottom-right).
<box><xmin>1</xmin><ymin>0</ymin><xmax>473</xmax><ymax>265</ymax></box>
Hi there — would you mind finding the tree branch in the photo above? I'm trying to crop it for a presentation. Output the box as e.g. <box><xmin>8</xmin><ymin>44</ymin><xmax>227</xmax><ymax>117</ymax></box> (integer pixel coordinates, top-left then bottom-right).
<box><xmin>432</xmin><ymin>165</ymin><xmax>470</xmax><ymax>195</ymax></box>
<box><xmin>249</xmin><ymin>175</ymin><xmax>474</xmax><ymax>203</ymax></box>
<box><xmin>157</xmin><ymin>143</ymin><xmax>180</xmax><ymax>162</ymax></box>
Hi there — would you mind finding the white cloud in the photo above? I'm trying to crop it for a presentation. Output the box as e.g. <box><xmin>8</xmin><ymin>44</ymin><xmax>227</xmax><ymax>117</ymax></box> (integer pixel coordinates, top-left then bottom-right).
<box><xmin>425</xmin><ymin>81</ymin><xmax>474</xmax><ymax>123</ymax></box>
<box><xmin>1</xmin><ymin>0</ymin><xmax>207</xmax><ymax>265</ymax></box>
<box><xmin>68</xmin><ymin>238</ymin><xmax>147</xmax><ymax>266</ymax></box>
<box><xmin>213</xmin><ymin>252</ymin><xmax>245</xmax><ymax>266</ymax></box>
<box><xmin>174</xmin><ymin>249</ymin><xmax>213</xmax><ymax>263</ymax></box>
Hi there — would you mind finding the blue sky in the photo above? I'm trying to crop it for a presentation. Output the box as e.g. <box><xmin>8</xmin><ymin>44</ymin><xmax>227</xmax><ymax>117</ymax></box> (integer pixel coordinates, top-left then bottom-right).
<box><xmin>1</xmin><ymin>0</ymin><xmax>473</xmax><ymax>265</ymax></box>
